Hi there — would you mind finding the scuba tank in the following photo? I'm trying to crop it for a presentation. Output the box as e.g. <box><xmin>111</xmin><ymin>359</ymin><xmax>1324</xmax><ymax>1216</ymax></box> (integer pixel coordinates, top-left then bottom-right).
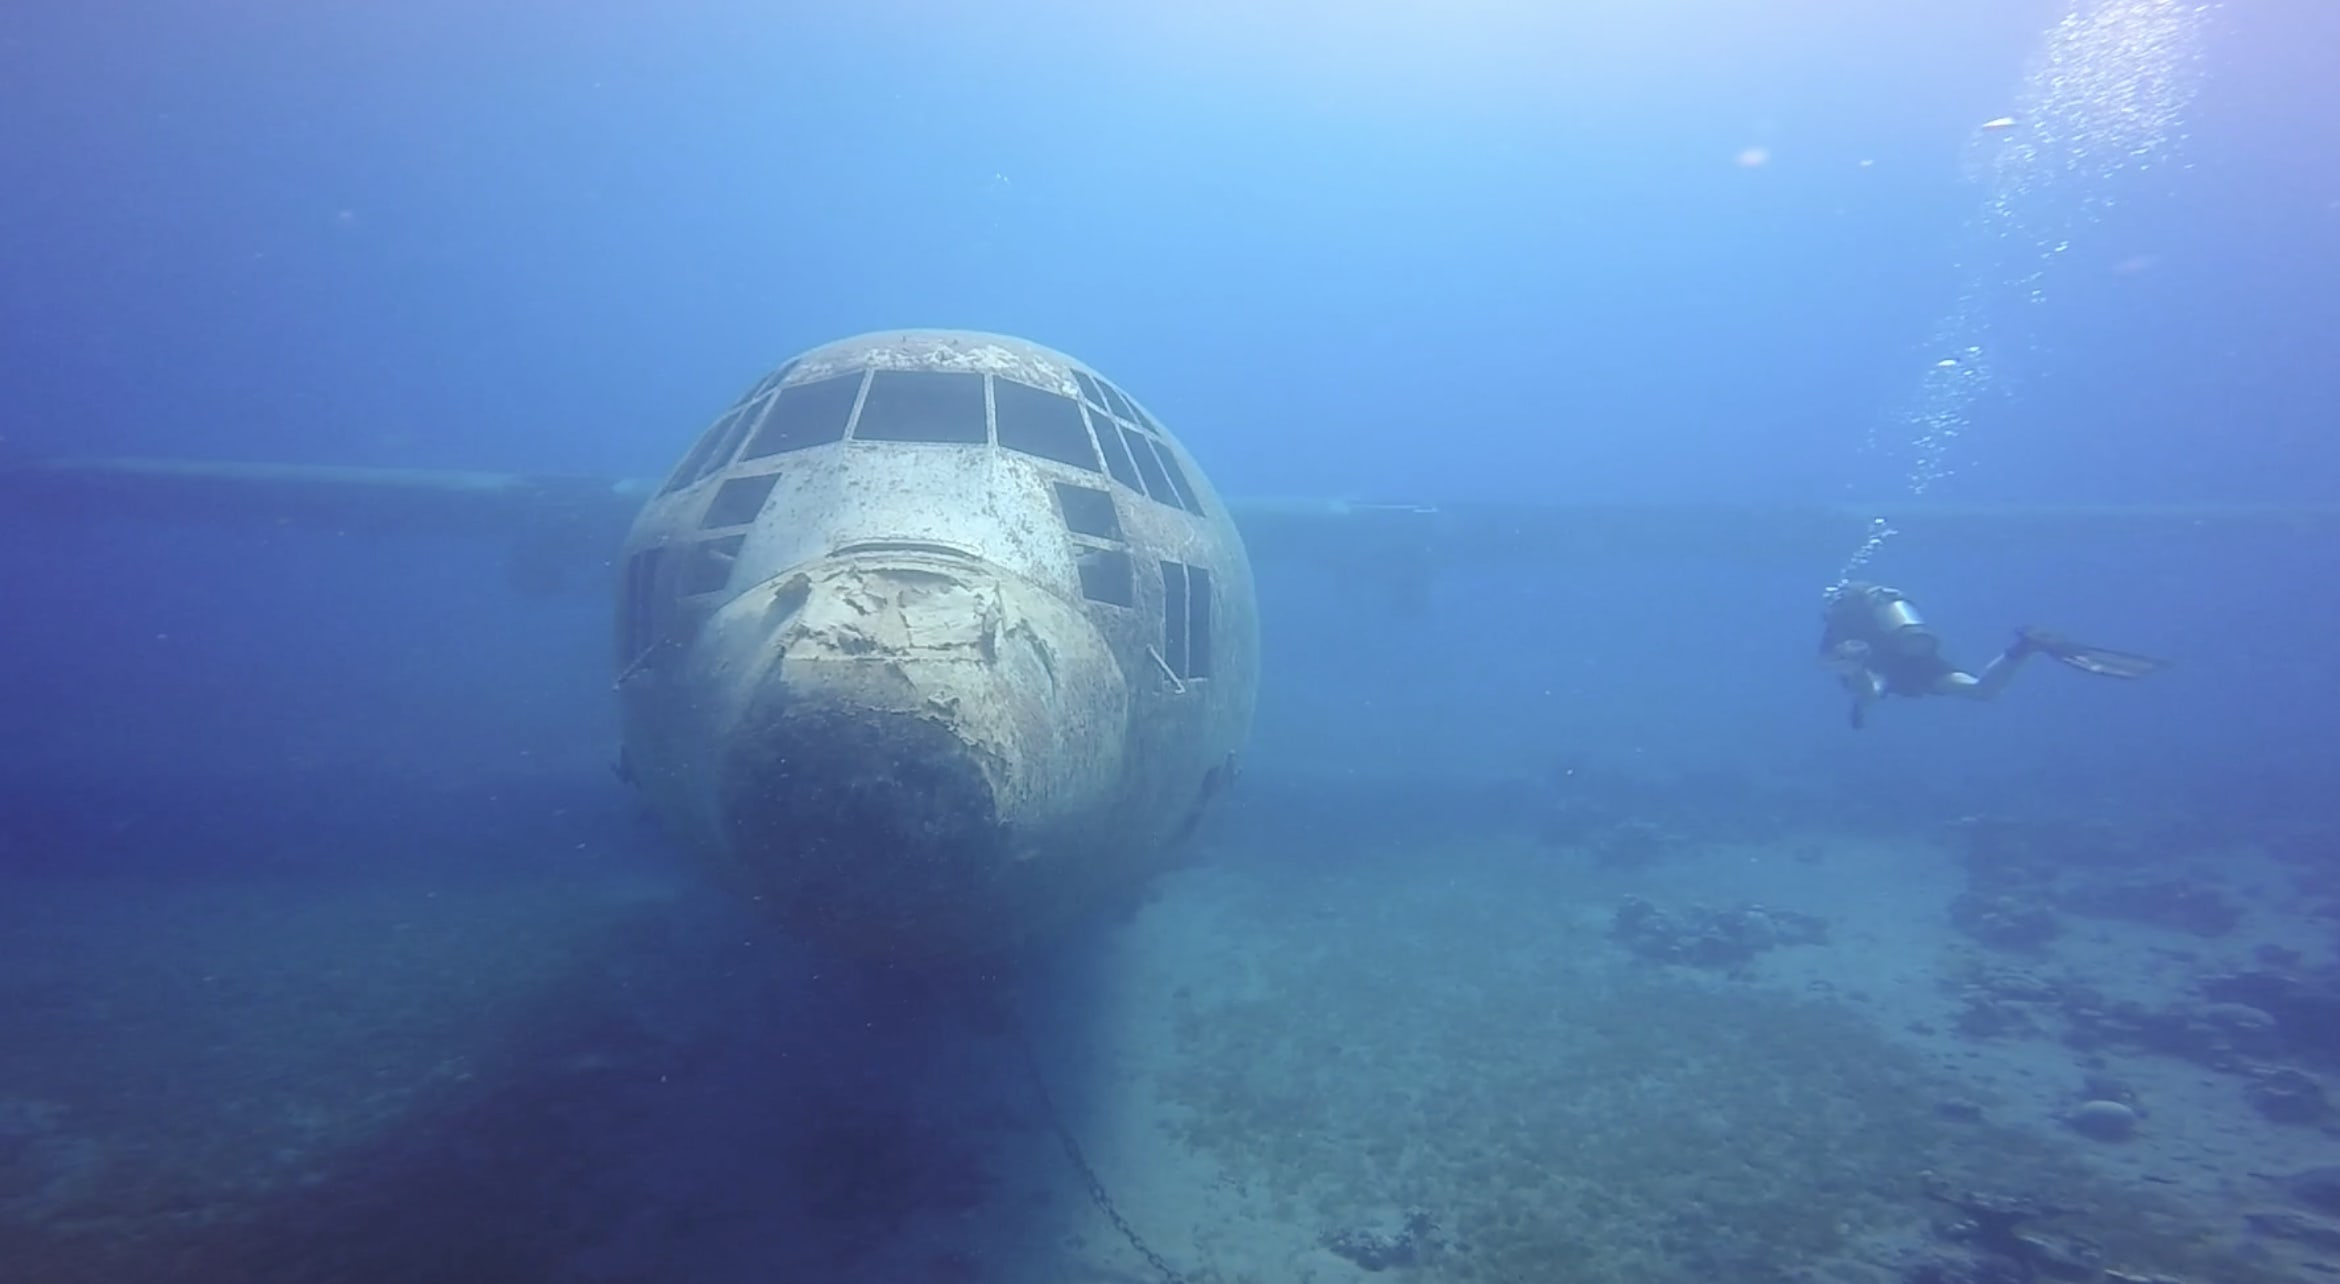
<box><xmin>1863</xmin><ymin>586</ymin><xmax>1940</xmax><ymax>658</ymax></box>
<box><xmin>1825</xmin><ymin>582</ymin><xmax>1940</xmax><ymax>659</ymax></box>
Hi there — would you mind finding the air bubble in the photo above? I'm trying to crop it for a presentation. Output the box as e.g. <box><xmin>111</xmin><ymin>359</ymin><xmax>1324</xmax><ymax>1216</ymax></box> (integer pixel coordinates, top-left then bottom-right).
<box><xmin>1841</xmin><ymin>0</ymin><xmax>2212</xmax><ymax>580</ymax></box>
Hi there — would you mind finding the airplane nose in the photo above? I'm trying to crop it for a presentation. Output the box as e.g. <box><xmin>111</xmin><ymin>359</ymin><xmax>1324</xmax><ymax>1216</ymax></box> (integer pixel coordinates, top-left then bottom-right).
<box><xmin>719</xmin><ymin>699</ymin><xmax>1003</xmax><ymax>953</ymax></box>
<box><xmin>707</xmin><ymin>549</ymin><xmax>1127</xmax><ymax>958</ymax></box>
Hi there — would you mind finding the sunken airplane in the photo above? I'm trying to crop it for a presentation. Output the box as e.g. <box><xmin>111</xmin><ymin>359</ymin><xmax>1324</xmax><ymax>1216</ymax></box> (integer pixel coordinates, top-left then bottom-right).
<box><xmin>9</xmin><ymin>351</ymin><xmax>2326</xmax><ymax>963</ymax></box>
<box><xmin>616</xmin><ymin>331</ymin><xmax>1257</xmax><ymax>962</ymax></box>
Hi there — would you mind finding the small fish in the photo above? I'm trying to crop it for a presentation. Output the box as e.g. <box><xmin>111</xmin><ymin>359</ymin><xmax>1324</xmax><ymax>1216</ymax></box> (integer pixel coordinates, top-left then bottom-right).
<box><xmin>1980</xmin><ymin>115</ymin><xmax>2018</xmax><ymax>131</ymax></box>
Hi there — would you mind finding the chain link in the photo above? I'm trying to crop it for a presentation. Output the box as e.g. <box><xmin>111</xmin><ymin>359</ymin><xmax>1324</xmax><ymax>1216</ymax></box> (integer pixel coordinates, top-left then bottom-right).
<box><xmin>1014</xmin><ymin>1022</ymin><xmax>1188</xmax><ymax>1284</ymax></box>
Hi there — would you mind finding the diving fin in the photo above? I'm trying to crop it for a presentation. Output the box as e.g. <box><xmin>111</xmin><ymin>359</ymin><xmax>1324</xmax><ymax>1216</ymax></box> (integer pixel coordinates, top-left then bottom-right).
<box><xmin>2018</xmin><ymin>628</ymin><xmax>2168</xmax><ymax>679</ymax></box>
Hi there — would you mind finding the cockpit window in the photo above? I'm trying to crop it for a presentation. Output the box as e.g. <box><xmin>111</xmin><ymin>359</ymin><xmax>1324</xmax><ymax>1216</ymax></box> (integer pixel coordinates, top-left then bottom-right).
<box><xmin>1140</xmin><ymin>435</ymin><xmax>1205</xmax><ymax>516</ymax></box>
<box><xmin>1117</xmin><ymin>422</ymin><xmax>1176</xmax><ymax>502</ymax></box>
<box><xmin>1160</xmin><ymin>560</ymin><xmax>1213</xmax><ymax>680</ymax></box>
<box><xmin>1162</xmin><ymin>560</ymin><xmax>1189</xmax><ymax>677</ymax></box>
<box><xmin>1071</xmin><ymin>368</ymin><xmax>1109</xmax><ymax>412</ymax></box>
<box><xmin>737</xmin><ymin>359</ymin><xmax>798</xmax><ymax>407</ymax></box>
<box><xmin>1088</xmin><ymin>405</ymin><xmax>1147</xmax><ymax>493</ymax></box>
<box><xmin>994</xmin><ymin>378</ymin><xmax>1101</xmax><ymax>471</ymax></box>
<box><xmin>740</xmin><ymin>372</ymin><xmax>861</xmax><ymax>460</ymax></box>
<box><xmin>1066</xmin><ymin>371</ymin><xmax>1201</xmax><ymax>516</ymax></box>
<box><xmin>1185</xmin><ymin>564</ymin><xmax>1214</xmax><ymax>677</ymax></box>
<box><xmin>620</xmin><ymin>546</ymin><xmax>666</xmax><ymax>667</ymax></box>
<box><xmin>1053</xmin><ymin>481</ymin><xmax>1122</xmax><ymax>540</ymax></box>
<box><xmin>681</xmin><ymin>534</ymin><xmax>746</xmax><ymax>596</ymax></box>
<box><xmin>702</xmin><ymin>472</ymin><xmax>780</xmax><ymax>528</ymax></box>
<box><xmin>1077</xmin><ymin>547</ymin><xmax>1134</xmax><ymax>607</ymax></box>
<box><xmin>660</xmin><ymin>401</ymin><xmax>758</xmax><ymax>495</ymax></box>
<box><xmin>1098</xmin><ymin>379</ymin><xmax>1140</xmax><ymax>425</ymax></box>
<box><xmin>851</xmin><ymin>370</ymin><xmax>988</xmax><ymax>443</ymax></box>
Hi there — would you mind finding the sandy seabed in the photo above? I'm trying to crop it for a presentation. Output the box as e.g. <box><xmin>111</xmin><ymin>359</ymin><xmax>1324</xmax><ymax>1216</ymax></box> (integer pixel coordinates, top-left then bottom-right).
<box><xmin>1</xmin><ymin>812</ymin><xmax>2333</xmax><ymax>1284</ymax></box>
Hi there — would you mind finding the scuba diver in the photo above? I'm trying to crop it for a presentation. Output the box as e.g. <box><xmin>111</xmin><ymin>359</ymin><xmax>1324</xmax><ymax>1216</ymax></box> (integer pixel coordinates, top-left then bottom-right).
<box><xmin>1818</xmin><ymin>581</ymin><xmax>2166</xmax><ymax>729</ymax></box>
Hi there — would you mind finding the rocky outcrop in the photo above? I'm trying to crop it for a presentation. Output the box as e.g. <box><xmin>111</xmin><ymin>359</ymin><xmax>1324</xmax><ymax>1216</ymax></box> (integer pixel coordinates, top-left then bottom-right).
<box><xmin>1949</xmin><ymin>966</ymin><xmax>2335</xmax><ymax>1127</ymax></box>
<box><xmin>1321</xmin><ymin>1207</ymin><xmax>1439</xmax><ymax>1272</ymax></box>
<box><xmin>1613</xmin><ymin>897</ymin><xmax>1829</xmax><ymax>970</ymax></box>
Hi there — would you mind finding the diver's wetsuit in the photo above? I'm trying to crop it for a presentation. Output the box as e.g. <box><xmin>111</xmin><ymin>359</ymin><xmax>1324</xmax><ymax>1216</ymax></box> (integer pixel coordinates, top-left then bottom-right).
<box><xmin>1871</xmin><ymin>642</ymin><xmax>1962</xmax><ymax>698</ymax></box>
<box><xmin>1819</xmin><ymin>583</ymin><xmax>2032</xmax><ymax>727</ymax></box>
<box><xmin>1817</xmin><ymin>582</ymin><xmax>2165</xmax><ymax>729</ymax></box>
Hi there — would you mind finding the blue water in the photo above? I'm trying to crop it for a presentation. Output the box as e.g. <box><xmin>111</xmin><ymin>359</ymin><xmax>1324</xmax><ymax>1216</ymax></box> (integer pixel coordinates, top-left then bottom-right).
<box><xmin>3</xmin><ymin>2</ymin><xmax>2338</xmax><ymax>1281</ymax></box>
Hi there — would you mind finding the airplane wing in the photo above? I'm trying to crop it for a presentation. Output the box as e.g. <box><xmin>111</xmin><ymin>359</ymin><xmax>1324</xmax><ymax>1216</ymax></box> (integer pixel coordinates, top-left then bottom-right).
<box><xmin>4</xmin><ymin>455</ymin><xmax>2332</xmax><ymax>576</ymax></box>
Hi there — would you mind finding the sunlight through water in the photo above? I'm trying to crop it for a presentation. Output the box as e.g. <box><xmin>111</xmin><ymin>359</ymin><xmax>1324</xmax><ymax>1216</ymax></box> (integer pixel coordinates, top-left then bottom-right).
<box><xmin>1836</xmin><ymin>0</ymin><xmax>2215</xmax><ymax>587</ymax></box>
